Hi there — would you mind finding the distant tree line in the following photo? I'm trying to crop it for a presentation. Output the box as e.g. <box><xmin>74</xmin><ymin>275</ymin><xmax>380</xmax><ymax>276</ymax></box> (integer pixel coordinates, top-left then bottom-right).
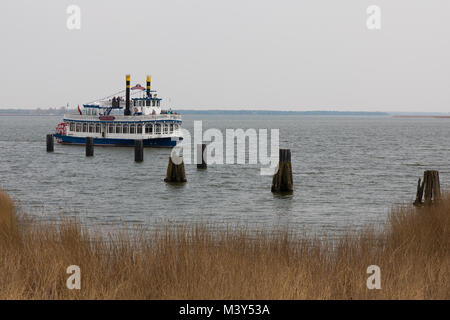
<box><xmin>0</xmin><ymin>108</ymin><xmax>73</xmax><ymax>116</ymax></box>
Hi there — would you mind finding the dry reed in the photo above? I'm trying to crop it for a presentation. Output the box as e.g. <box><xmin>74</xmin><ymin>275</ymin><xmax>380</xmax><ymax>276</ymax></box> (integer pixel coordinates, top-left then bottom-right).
<box><xmin>0</xmin><ymin>189</ymin><xmax>448</xmax><ymax>299</ymax></box>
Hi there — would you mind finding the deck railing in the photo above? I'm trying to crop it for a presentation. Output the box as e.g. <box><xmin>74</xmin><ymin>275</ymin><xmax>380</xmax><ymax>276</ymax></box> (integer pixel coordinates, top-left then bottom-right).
<box><xmin>64</xmin><ymin>113</ymin><xmax>182</xmax><ymax>122</ymax></box>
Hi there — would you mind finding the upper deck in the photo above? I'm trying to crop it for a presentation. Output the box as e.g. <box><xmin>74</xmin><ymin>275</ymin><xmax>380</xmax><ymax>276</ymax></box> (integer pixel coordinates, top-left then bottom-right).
<box><xmin>64</xmin><ymin>113</ymin><xmax>182</xmax><ymax>123</ymax></box>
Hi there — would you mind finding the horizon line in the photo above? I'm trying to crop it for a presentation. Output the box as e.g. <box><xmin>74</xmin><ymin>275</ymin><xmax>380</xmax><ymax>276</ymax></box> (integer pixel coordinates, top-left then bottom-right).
<box><xmin>1</xmin><ymin>107</ymin><xmax>450</xmax><ymax>115</ymax></box>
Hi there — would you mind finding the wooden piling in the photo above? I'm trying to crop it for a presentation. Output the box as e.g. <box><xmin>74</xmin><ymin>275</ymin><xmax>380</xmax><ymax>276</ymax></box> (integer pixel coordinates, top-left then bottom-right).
<box><xmin>413</xmin><ymin>178</ymin><xmax>424</xmax><ymax>206</ymax></box>
<box><xmin>46</xmin><ymin>134</ymin><xmax>54</xmax><ymax>152</ymax></box>
<box><xmin>86</xmin><ymin>137</ymin><xmax>94</xmax><ymax>157</ymax></box>
<box><xmin>433</xmin><ymin>170</ymin><xmax>441</xmax><ymax>200</ymax></box>
<box><xmin>164</xmin><ymin>156</ymin><xmax>187</xmax><ymax>183</ymax></box>
<box><xmin>197</xmin><ymin>143</ymin><xmax>207</xmax><ymax>169</ymax></box>
<box><xmin>271</xmin><ymin>149</ymin><xmax>293</xmax><ymax>193</ymax></box>
<box><xmin>414</xmin><ymin>170</ymin><xmax>440</xmax><ymax>206</ymax></box>
<box><xmin>135</xmin><ymin>140</ymin><xmax>144</xmax><ymax>162</ymax></box>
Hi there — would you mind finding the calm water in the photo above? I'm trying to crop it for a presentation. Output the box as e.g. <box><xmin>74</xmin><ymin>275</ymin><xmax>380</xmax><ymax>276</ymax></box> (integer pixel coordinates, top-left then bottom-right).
<box><xmin>1</xmin><ymin>114</ymin><xmax>449</xmax><ymax>233</ymax></box>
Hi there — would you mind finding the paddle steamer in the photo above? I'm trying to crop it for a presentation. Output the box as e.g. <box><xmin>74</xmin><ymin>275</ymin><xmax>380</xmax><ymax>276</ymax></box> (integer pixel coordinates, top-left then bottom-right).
<box><xmin>54</xmin><ymin>75</ymin><xmax>182</xmax><ymax>147</ymax></box>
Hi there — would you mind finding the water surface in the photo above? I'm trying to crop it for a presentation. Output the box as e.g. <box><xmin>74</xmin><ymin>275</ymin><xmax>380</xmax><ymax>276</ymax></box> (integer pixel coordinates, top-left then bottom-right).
<box><xmin>1</xmin><ymin>114</ymin><xmax>448</xmax><ymax>233</ymax></box>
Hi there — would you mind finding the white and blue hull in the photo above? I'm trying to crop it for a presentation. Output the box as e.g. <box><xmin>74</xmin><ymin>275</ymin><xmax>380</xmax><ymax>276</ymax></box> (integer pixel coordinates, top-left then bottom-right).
<box><xmin>54</xmin><ymin>134</ymin><xmax>179</xmax><ymax>147</ymax></box>
<box><xmin>55</xmin><ymin>113</ymin><xmax>183</xmax><ymax>148</ymax></box>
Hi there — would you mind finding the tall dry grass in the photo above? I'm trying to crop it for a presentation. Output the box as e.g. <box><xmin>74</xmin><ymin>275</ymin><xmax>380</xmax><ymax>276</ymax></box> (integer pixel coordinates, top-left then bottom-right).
<box><xmin>0</xmin><ymin>189</ymin><xmax>448</xmax><ymax>299</ymax></box>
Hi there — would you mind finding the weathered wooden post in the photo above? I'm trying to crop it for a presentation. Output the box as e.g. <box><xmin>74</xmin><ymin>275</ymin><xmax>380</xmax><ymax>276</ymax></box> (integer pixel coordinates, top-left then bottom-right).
<box><xmin>413</xmin><ymin>177</ymin><xmax>424</xmax><ymax>206</ymax></box>
<box><xmin>271</xmin><ymin>149</ymin><xmax>293</xmax><ymax>193</ymax></box>
<box><xmin>46</xmin><ymin>134</ymin><xmax>54</xmax><ymax>152</ymax></box>
<box><xmin>197</xmin><ymin>143</ymin><xmax>207</xmax><ymax>169</ymax></box>
<box><xmin>414</xmin><ymin>170</ymin><xmax>440</xmax><ymax>205</ymax></box>
<box><xmin>432</xmin><ymin>170</ymin><xmax>441</xmax><ymax>200</ymax></box>
<box><xmin>86</xmin><ymin>137</ymin><xmax>94</xmax><ymax>157</ymax></box>
<box><xmin>164</xmin><ymin>156</ymin><xmax>187</xmax><ymax>183</ymax></box>
<box><xmin>135</xmin><ymin>140</ymin><xmax>144</xmax><ymax>162</ymax></box>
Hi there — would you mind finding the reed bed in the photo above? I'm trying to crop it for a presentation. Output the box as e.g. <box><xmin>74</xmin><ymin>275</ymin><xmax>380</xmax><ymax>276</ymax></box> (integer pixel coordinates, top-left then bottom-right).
<box><xmin>0</xmin><ymin>189</ymin><xmax>448</xmax><ymax>299</ymax></box>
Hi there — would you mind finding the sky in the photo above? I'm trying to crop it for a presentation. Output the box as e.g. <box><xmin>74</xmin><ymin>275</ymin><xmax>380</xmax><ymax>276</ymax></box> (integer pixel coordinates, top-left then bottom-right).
<box><xmin>0</xmin><ymin>0</ymin><xmax>449</xmax><ymax>112</ymax></box>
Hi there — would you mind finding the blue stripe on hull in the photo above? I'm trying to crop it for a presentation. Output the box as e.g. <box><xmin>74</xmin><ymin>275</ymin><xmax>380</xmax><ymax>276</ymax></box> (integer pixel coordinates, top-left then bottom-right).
<box><xmin>54</xmin><ymin>134</ymin><xmax>177</xmax><ymax>147</ymax></box>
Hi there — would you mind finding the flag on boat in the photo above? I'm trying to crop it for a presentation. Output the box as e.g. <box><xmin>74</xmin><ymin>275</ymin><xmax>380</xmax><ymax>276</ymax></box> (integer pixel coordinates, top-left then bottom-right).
<box><xmin>77</xmin><ymin>105</ymin><xmax>82</xmax><ymax>115</ymax></box>
<box><xmin>131</xmin><ymin>84</ymin><xmax>145</xmax><ymax>91</ymax></box>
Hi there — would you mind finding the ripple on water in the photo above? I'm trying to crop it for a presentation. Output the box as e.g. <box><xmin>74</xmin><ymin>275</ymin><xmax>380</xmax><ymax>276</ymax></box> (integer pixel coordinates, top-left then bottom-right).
<box><xmin>1</xmin><ymin>115</ymin><xmax>449</xmax><ymax>234</ymax></box>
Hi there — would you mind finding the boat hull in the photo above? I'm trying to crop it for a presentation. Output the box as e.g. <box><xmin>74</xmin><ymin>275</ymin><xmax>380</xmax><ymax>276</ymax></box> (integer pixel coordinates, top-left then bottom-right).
<box><xmin>54</xmin><ymin>134</ymin><xmax>178</xmax><ymax>148</ymax></box>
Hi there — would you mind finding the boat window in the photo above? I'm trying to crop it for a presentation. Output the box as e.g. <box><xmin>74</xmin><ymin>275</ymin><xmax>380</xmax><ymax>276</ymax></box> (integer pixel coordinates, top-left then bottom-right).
<box><xmin>157</xmin><ymin>100</ymin><xmax>160</xmax><ymax>107</ymax></box>
<box><xmin>70</xmin><ymin>122</ymin><xmax>75</xmax><ymax>131</ymax></box>
<box><xmin>123</xmin><ymin>124</ymin><xmax>129</xmax><ymax>134</ymax></box>
<box><xmin>96</xmin><ymin>124</ymin><xmax>101</xmax><ymax>133</ymax></box>
<box><xmin>169</xmin><ymin>124</ymin><xmax>174</xmax><ymax>133</ymax></box>
<box><xmin>146</xmin><ymin>100</ymin><xmax>150</xmax><ymax>106</ymax></box>
<box><xmin>82</xmin><ymin>123</ymin><xmax>87</xmax><ymax>132</ymax></box>
<box><xmin>108</xmin><ymin>124</ymin><xmax>114</xmax><ymax>133</ymax></box>
<box><xmin>130</xmin><ymin>125</ymin><xmax>136</xmax><ymax>134</ymax></box>
<box><xmin>163</xmin><ymin>124</ymin><xmax>168</xmax><ymax>134</ymax></box>
<box><xmin>155</xmin><ymin>123</ymin><xmax>161</xmax><ymax>134</ymax></box>
<box><xmin>89</xmin><ymin>124</ymin><xmax>95</xmax><ymax>133</ymax></box>
<box><xmin>152</xmin><ymin>100</ymin><xmax>156</xmax><ymax>107</ymax></box>
<box><xmin>116</xmin><ymin>124</ymin><xmax>122</xmax><ymax>134</ymax></box>
<box><xmin>145</xmin><ymin>124</ymin><xmax>153</xmax><ymax>134</ymax></box>
<box><xmin>137</xmin><ymin>124</ymin><xmax>142</xmax><ymax>134</ymax></box>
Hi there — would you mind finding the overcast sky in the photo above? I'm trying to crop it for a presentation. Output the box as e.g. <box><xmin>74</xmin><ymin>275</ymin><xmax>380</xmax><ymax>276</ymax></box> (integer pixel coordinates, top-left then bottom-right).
<box><xmin>0</xmin><ymin>0</ymin><xmax>449</xmax><ymax>111</ymax></box>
